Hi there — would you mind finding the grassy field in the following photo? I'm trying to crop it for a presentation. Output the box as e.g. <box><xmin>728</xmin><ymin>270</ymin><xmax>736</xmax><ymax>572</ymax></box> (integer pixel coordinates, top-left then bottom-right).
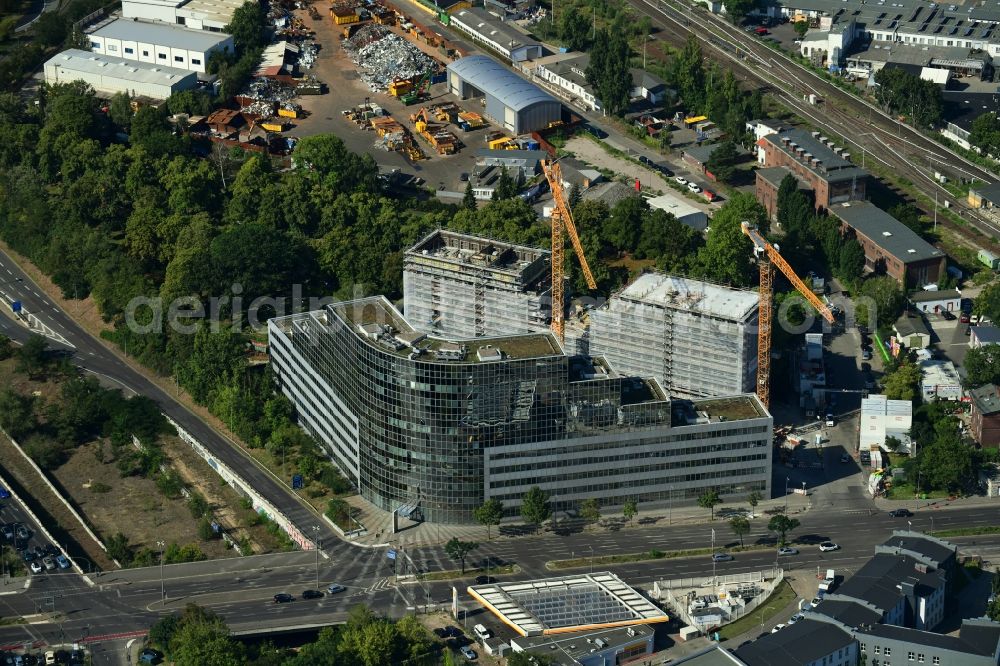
<box><xmin>718</xmin><ymin>580</ymin><xmax>797</xmax><ymax>641</ymax></box>
<box><xmin>930</xmin><ymin>525</ymin><xmax>1000</xmax><ymax>538</ymax></box>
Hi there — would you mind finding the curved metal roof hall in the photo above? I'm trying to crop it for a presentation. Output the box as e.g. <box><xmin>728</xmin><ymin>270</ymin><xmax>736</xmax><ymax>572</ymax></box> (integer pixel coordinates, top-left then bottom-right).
<box><xmin>447</xmin><ymin>55</ymin><xmax>556</xmax><ymax>112</ymax></box>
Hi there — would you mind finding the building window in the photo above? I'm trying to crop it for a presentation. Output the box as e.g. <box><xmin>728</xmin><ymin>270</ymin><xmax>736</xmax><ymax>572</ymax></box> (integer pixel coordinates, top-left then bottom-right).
<box><xmin>908</xmin><ymin>653</ymin><xmax>915</xmax><ymax>661</ymax></box>
<box><xmin>874</xmin><ymin>646</ymin><xmax>880</xmax><ymax>654</ymax></box>
<box><xmin>860</xmin><ymin>644</ymin><xmax>866</xmax><ymax>652</ymax></box>
<box><xmin>158</xmin><ymin>53</ymin><xmax>166</xmax><ymax>59</ymax></box>
<box><xmin>107</xmin><ymin>44</ymin><xmax>117</xmax><ymax>51</ymax></box>
<box><xmin>124</xmin><ymin>47</ymin><xmax>133</xmax><ymax>54</ymax></box>
<box><xmin>142</xmin><ymin>50</ymin><xmax>149</xmax><ymax>56</ymax></box>
<box><xmin>191</xmin><ymin>58</ymin><xmax>201</xmax><ymax>65</ymax></box>
<box><xmin>174</xmin><ymin>56</ymin><xmax>183</xmax><ymax>62</ymax></box>
<box><xmin>884</xmin><ymin>647</ymin><xmax>891</xmax><ymax>657</ymax></box>
<box><xmin>918</xmin><ymin>656</ymin><xmax>924</xmax><ymax>663</ymax></box>
<box><xmin>932</xmin><ymin>658</ymin><xmax>940</xmax><ymax>665</ymax></box>
<box><xmin>90</xmin><ymin>41</ymin><xmax>100</xmax><ymax>49</ymax></box>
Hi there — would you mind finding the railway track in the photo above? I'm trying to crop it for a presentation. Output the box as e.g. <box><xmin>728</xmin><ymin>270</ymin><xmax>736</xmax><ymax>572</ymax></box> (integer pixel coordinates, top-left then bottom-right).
<box><xmin>628</xmin><ymin>0</ymin><xmax>1000</xmax><ymax>246</ymax></box>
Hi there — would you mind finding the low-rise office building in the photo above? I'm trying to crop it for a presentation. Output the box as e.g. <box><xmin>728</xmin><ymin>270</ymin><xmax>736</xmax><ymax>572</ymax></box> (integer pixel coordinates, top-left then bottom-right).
<box><xmin>86</xmin><ymin>18</ymin><xmax>233</xmax><ymax>73</ymax></box>
<box><xmin>920</xmin><ymin>358</ymin><xmax>962</xmax><ymax>402</ymax></box>
<box><xmin>647</xmin><ymin>192</ymin><xmax>709</xmax><ymax>232</ymax></box>
<box><xmin>122</xmin><ymin>0</ymin><xmax>244</xmax><ymax>31</ymax></box>
<box><xmin>449</xmin><ymin>8</ymin><xmax>542</xmax><ymax>62</ymax></box>
<box><xmin>831</xmin><ymin>201</ymin><xmax>946</xmax><ymax>287</ymax></box>
<box><xmin>910</xmin><ymin>289</ymin><xmax>961</xmax><ymax>314</ymax></box>
<box><xmin>755</xmin><ymin>129</ymin><xmax>868</xmax><ymax>215</ymax></box>
<box><xmin>529</xmin><ymin>51</ymin><xmax>670</xmax><ymax>112</ymax></box>
<box><xmin>268</xmin><ymin>296</ymin><xmax>772</xmax><ymax>524</ymax></box>
<box><xmin>43</xmin><ymin>49</ymin><xmax>198</xmax><ymax>99</ymax></box>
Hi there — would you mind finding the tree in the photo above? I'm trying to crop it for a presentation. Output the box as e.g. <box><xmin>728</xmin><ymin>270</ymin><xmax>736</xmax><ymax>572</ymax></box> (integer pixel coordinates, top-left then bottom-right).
<box><xmin>106</xmin><ymin>532</ymin><xmax>133</xmax><ymax>565</ymax></box>
<box><xmin>521</xmin><ymin>485</ymin><xmax>551</xmax><ymax>529</ymax></box>
<box><xmin>857</xmin><ymin>276</ymin><xmax>905</xmax><ymax>328</ymax></box>
<box><xmin>473</xmin><ymin>498</ymin><xmax>504</xmax><ymax>540</ymax></box>
<box><xmin>705</xmin><ymin>141</ymin><xmax>739</xmax><ymax>184</ymax></box>
<box><xmin>767</xmin><ymin>513</ymin><xmax>800</xmax><ymax>545</ymax></box>
<box><xmin>964</xmin><ymin>345</ymin><xmax>1000</xmax><ymax>388</ymax></box>
<box><xmin>462</xmin><ymin>180</ymin><xmax>477</xmax><ymax>211</ymax></box>
<box><xmin>560</xmin><ymin>7</ymin><xmax>590</xmax><ymax>51</ymax></box>
<box><xmin>444</xmin><ymin>537</ymin><xmax>480</xmax><ymax>574</ymax></box>
<box><xmin>695</xmin><ymin>193</ymin><xmax>761</xmax><ymax>287</ymax></box>
<box><xmin>747</xmin><ymin>490</ymin><xmax>762</xmax><ymax>518</ymax></box>
<box><xmin>971</xmin><ymin>112</ymin><xmax>1000</xmax><ymax>156</ymax></box>
<box><xmin>837</xmin><ymin>239</ymin><xmax>866</xmax><ymax>284</ymax></box>
<box><xmin>698</xmin><ymin>489</ymin><xmax>722</xmax><ymax>521</ymax></box>
<box><xmin>491</xmin><ymin>167</ymin><xmax>519</xmax><ymax>200</ymax></box>
<box><xmin>622</xmin><ymin>498</ymin><xmax>638</xmax><ymax>525</ymax></box>
<box><xmin>579</xmin><ymin>498</ymin><xmax>601</xmax><ymax>523</ymax></box>
<box><xmin>882</xmin><ymin>360</ymin><xmax>922</xmax><ymax>402</ymax></box>
<box><xmin>16</xmin><ymin>334</ymin><xmax>49</xmax><ymax>379</ymax></box>
<box><xmin>167</xmin><ymin>604</ymin><xmax>245</xmax><ymax>666</ymax></box>
<box><xmin>729</xmin><ymin>515</ymin><xmax>751</xmax><ymax>547</ymax></box>
<box><xmin>225</xmin><ymin>1</ymin><xmax>266</xmax><ymax>54</ymax></box>
<box><xmin>33</xmin><ymin>12</ymin><xmax>68</xmax><ymax>47</ymax></box>
<box><xmin>568</xmin><ymin>182</ymin><xmax>582</xmax><ymax>209</ymax></box>
<box><xmin>724</xmin><ymin>0</ymin><xmax>759</xmax><ymax>24</ymax></box>
<box><xmin>585</xmin><ymin>26</ymin><xmax>632</xmax><ymax>116</ymax></box>
<box><xmin>975</xmin><ymin>283</ymin><xmax>1000</xmax><ymax>324</ymax></box>
<box><xmin>793</xmin><ymin>20</ymin><xmax>809</xmax><ymax>37</ymax></box>
<box><xmin>0</xmin><ymin>388</ymin><xmax>35</xmax><ymax>440</ymax></box>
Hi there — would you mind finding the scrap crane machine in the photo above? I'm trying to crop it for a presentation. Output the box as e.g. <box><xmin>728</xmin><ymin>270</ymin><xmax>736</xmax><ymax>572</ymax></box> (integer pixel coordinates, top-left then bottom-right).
<box><xmin>541</xmin><ymin>159</ymin><xmax>597</xmax><ymax>341</ymax></box>
<box><xmin>741</xmin><ymin>221</ymin><xmax>835</xmax><ymax>408</ymax></box>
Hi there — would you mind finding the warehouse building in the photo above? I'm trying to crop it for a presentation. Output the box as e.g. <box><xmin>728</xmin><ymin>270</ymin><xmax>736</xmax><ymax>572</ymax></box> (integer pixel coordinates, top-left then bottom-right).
<box><xmin>755</xmin><ymin>129</ymin><xmax>868</xmax><ymax>215</ymax></box>
<box><xmin>646</xmin><ymin>192</ymin><xmax>709</xmax><ymax>232</ymax></box>
<box><xmin>44</xmin><ymin>49</ymin><xmax>198</xmax><ymax>100</ymax></box>
<box><xmin>121</xmin><ymin>0</ymin><xmax>244</xmax><ymax>31</ymax></box>
<box><xmin>86</xmin><ymin>18</ymin><xmax>233</xmax><ymax>73</ymax></box>
<box><xmin>403</xmin><ymin>230</ymin><xmax>551</xmax><ymax>337</ymax></box>
<box><xmin>830</xmin><ymin>201</ymin><xmax>946</xmax><ymax>288</ymax></box>
<box><xmin>449</xmin><ymin>8</ymin><xmax>542</xmax><ymax>62</ymax></box>
<box><xmin>447</xmin><ymin>55</ymin><xmax>561</xmax><ymax>134</ymax></box>
<box><xmin>589</xmin><ymin>273</ymin><xmax>759</xmax><ymax>399</ymax></box>
<box><xmin>268</xmin><ymin>296</ymin><xmax>772</xmax><ymax>524</ymax></box>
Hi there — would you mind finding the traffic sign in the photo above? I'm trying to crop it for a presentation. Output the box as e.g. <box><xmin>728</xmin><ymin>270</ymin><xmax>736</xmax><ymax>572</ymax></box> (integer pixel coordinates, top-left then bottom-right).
<box><xmin>387</xmin><ymin>549</ymin><xmax>397</xmax><ymax>561</ymax></box>
<box><xmin>11</xmin><ymin>301</ymin><xmax>21</xmax><ymax>314</ymax></box>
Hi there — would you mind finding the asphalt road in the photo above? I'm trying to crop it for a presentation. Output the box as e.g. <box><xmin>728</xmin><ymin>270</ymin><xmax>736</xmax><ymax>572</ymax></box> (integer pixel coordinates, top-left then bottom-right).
<box><xmin>0</xmin><ymin>490</ymin><xmax>66</xmax><ymax>581</ymax></box>
<box><xmin>0</xmin><ymin>252</ymin><xmax>338</xmax><ymax>549</ymax></box>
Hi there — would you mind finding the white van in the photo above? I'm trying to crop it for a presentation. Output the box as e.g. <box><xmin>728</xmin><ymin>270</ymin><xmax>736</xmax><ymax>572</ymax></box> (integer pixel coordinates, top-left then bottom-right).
<box><xmin>474</xmin><ymin>623</ymin><xmax>492</xmax><ymax>640</ymax></box>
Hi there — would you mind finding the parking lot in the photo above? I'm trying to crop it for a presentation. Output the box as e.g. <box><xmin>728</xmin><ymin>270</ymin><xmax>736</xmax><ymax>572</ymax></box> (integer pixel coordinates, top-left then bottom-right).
<box><xmin>0</xmin><ymin>487</ymin><xmax>72</xmax><ymax>579</ymax></box>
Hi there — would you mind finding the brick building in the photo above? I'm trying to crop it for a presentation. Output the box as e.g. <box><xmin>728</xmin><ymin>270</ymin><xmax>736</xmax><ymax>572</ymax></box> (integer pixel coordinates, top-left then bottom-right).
<box><xmin>830</xmin><ymin>201</ymin><xmax>946</xmax><ymax>288</ymax></box>
<box><xmin>755</xmin><ymin>128</ymin><xmax>868</xmax><ymax>217</ymax></box>
<box><xmin>970</xmin><ymin>384</ymin><xmax>1000</xmax><ymax>447</ymax></box>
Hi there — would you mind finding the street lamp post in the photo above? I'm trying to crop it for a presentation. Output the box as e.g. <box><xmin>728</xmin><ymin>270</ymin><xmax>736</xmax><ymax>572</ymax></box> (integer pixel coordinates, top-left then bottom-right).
<box><xmin>157</xmin><ymin>540</ymin><xmax>165</xmax><ymax>602</ymax></box>
<box><xmin>785</xmin><ymin>477</ymin><xmax>790</xmax><ymax>513</ymax></box>
<box><xmin>311</xmin><ymin>526</ymin><xmax>321</xmax><ymax>590</ymax></box>
<box><xmin>589</xmin><ymin>545</ymin><xmax>594</xmax><ymax>574</ymax></box>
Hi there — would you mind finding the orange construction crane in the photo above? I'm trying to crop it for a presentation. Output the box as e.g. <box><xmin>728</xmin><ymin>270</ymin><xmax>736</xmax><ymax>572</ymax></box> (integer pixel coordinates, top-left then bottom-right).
<box><xmin>541</xmin><ymin>159</ymin><xmax>596</xmax><ymax>341</ymax></box>
<box><xmin>741</xmin><ymin>222</ymin><xmax>834</xmax><ymax>408</ymax></box>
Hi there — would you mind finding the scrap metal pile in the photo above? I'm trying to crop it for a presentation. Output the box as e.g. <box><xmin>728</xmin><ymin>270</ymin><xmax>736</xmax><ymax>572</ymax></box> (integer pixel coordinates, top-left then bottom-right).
<box><xmin>236</xmin><ymin>78</ymin><xmax>298</xmax><ymax>118</ymax></box>
<box><xmin>343</xmin><ymin>24</ymin><xmax>435</xmax><ymax>93</ymax></box>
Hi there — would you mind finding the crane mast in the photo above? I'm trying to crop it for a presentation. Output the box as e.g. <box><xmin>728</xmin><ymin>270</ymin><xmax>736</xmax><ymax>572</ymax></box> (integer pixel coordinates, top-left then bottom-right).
<box><xmin>741</xmin><ymin>222</ymin><xmax>835</xmax><ymax>408</ymax></box>
<box><xmin>541</xmin><ymin>160</ymin><xmax>596</xmax><ymax>341</ymax></box>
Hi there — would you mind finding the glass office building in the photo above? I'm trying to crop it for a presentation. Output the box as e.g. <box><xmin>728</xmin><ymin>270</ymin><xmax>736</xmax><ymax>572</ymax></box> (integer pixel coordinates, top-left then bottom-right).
<box><xmin>269</xmin><ymin>297</ymin><xmax>773</xmax><ymax>524</ymax></box>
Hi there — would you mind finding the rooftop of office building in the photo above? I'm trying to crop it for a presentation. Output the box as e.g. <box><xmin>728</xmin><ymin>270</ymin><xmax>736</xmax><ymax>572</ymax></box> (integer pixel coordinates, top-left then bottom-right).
<box><xmin>672</xmin><ymin>396</ymin><xmax>768</xmax><ymax>426</ymax></box>
<box><xmin>832</xmin><ymin>201</ymin><xmax>944</xmax><ymax>264</ymax></box>
<box><xmin>612</xmin><ymin>272</ymin><xmax>758</xmax><ymax>322</ymax></box>
<box><xmin>404</xmin><ymin>229</ymin><xmax>549</xmax><ymax>283</ymax></box>
<box><xmin>835</xmin><ymin>552</ymin><xmax>944</xmax><ymax>612</ymax></box>
<box><xmin>779</xmin><ymin>0</ymin><xmax>1000</xmax><ymax>28</ymax></box>
<box><xmin>467</xmin><ymin>572</ymin><xmax>669</xmax><ymax>636</ymax></box>
<box><xmin>735</xmin><ymin>618</ymin><xmax>855</xmax><ymax>666</ymax></box>
<box><xmin>877</xmin><ymin>530</ymin><xmax>957</xmax><ymax>567</ymax></box>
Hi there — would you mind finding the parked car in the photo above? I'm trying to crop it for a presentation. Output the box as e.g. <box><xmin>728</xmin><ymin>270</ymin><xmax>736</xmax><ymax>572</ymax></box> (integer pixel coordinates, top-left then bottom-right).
<box><xmin>0</xmin><ymin>485</ymin><xmax>10</xmax><ymax>500</ymax></box>
<box><xmin>655</xmin><ymin>163</ymin><xmax>674</xmax><ymax>177</ymax></box>
<box><xmin>15</xmin><ymin>526</ymin><xmax>29</xmax><ymax>540</ymax></box>
<box><xmin>840</xmin><ymin>453</ymin><xmax>851</xmax><ymax>463</ymax></box>
<box><xmin>687</xmin><ymin>182</ymin><xmax>702</xmax><ymax>193</ymax></box>
<box><xmin>778</xmin><ymin>547</ymin><xmax>798</xmax><ymax>556</ymax></box>
<box><xmin>327</xmin><ymin>583</ymin><xmax>346</xmax><ymax>594</ymax></box>
<box><xmin>941</xmin><ymin>310</ymin><xmax>956</xmax><ymax>321</ymax></box>
<box><xmin>29</xmin><ymin>561</ymin><xmax>42</xmax><ymax>574</ymax></box>
<box><xmin>788</xmin><ymin>614</ymin><xmax>804</xmax><ymax>624</ymax></box>
<box><xmin>638</xmin><ymin>155</ymin><xmax>650</xmax><ymax>164</ymax></box>
<box><xmin>819</xmin><ymin>542</ymin><xmax>840</xmax><ymax>552</ymax></box>
<box><xmin>771</xmin><ymin>624</ymin><xmax>785</xmax><ymax>633</ymax></box>
<box><xmin>674</xmin><ymin>176</ymin><xmax>688</xmax><ymax>186</ymax></box>
<box><xmin>55</xmin><ymin>555</ymin><xmax>70</xmax><ymax>570</ymax></box>
<box><xmin>301</xmin><ymin>589</ymin><xmax>324</xmax><ymax>600</ymax></box>
<box><xmin>960</xmin><ymin>313</ymin><xmax>971</xmax><ymax>323</ymax></box>
<box><xmin>889</xmin><ymin>508</ymin><xmax>912</xmax><ymax>517</ymax></box>
<box><xmin>0</xmin><ymin>524</ymin><xmax>12</xmax><ymax>540</ymax></box>
<box><xmin>41</xmin><ymin>556</ymin><xmax>55</xmax><ymax>571</ymax></box>
<box><xmin>712</xmin><ymin>552</ymin><xmax>734</xmax><ymax>562</ymax></box>
<box><xmin>861</xmin><ymin>349</ymin><xmax>873</xmax><ymax>360</ymax></box>
<box><xmin>273</xmin><ymin>593</ymin><xmax>294</xmax><ymax>603</ymax></box>
<box><xmin>460</xmin><ymin>645</ymin><xmax>477</xmax><ymax>660</ymax></box>
<box><xmin>473</xmin><ymin>624</ymin><xmax>492</xmax><ymax>640</ymax></box>
<box><xmin>138</xmin><ymin>648</ymin><xmax>163</xmax><ymax>664</ymax></box>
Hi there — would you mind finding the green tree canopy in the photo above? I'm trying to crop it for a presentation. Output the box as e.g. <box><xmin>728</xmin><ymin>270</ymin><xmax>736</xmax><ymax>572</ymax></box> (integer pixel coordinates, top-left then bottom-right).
<box><xmin>695</xmin><ymin>193</ymin><xmax>761</xmax><ymax>287</ymax></box>
<box><xmin>444</xmin><ymin>537</ymin><xmax>480</xmax><ymax>574</ymax></box>
<box><xmin>521</xmin><ymin>485</ymin><xmax>552</xmax><ymax>528</ymax></box>
<box><xmin>560</xmin><ymin>7</ymin><xmax>591</xmax><ymax>51</ymax></box>
<box><xmin>706</xmin><ymin>141</ymin><xmax>739</xmax><ymax>183</ymax></box>
<box><xmin>767</xmin><ymin>513</ymin><xmax>800</xmax><ymax>545</ymax></box>
<box><xmin>473</xmin><ymin>498</ymin><xmax>504</xmax><ymax>540</ymax></box>
<box><xmin>882</xmin><ymin>359</ymin><xmax>922</xmax><ymax>402</ymax></box>
<box><xmin>698</xmin><ymin>488</ymin><xmax>722</xmax><ymax>520</ymax></box>
<box><xmin>225</xmin><ymin>0</ymin><xmax>267</xmax><ymax>54</ymax></box>
<box><xmin>964</xmin><ymin>345</ymin><xmax>1000</xmax><ymax>387</ymax></box>
<box><xmin>729</xmin><ymin>515</ymin><xmax>751</xmax><ymax>547</ymax></box>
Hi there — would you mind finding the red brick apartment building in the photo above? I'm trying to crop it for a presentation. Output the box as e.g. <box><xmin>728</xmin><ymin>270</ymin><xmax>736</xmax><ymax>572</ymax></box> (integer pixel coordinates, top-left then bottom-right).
<box><xmin>755</xmin><ymin>128</ymin><xmax>869</xmax><ymax>218</ymax></box>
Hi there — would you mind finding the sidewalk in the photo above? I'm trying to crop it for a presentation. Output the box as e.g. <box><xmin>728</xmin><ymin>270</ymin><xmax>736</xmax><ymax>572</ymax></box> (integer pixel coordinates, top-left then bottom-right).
<box><xmin>343</xmin><ymin>493</ymin><xmax>812</xmax><ymax>549</ymax></box>
<box><xmin>872</xmin><ymin>493</ymin><xmax>1000</xmax><ymax>514</ymax></box>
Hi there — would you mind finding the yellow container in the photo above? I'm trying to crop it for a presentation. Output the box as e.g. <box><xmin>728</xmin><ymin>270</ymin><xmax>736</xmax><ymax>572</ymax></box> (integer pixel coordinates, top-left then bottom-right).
<box><xmin>278</xmin><ymin>107</ymin><xmax>299</xmax><ymax>119</ymax></box>
<box><xmin>261</xmin><ymin>120</ymin><xmax>286</xmax><ymax>132</ymax></box>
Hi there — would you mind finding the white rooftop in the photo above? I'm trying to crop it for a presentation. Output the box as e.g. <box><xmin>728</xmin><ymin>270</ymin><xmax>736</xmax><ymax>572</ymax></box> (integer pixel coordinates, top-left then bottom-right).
<box><xmin>46</xmin><ymin>49</ymin><xmax>197</xmax><ymax>85</ymax></box>
<box><xmin>617</xmin><ymin>272</ymin><xmax>758</xmax><ymax>321</ymax></box>
<box><xmin>920</xmin><ymin>359</ymin><xmax>961</xmax><ymax>386</ymax></box>
<box><xmin>861</xmin><ymin>394</ymin><xmax>912</xmax><ymax>418</ymax></box>
<box><xmin>176</xmin><ymin>0</ymin><xmax>246</xmax><ymax>27</ymax></box>
<box><xmin>647</xmin><ymin>192</ymin><xmax>703</xmax><ymax>220</ymax></box>
<box><xmin>468</xmin><ymin>572</ymin><xmax>668</xmax><ymax>637</ymax></box>
<box><xmin>90</xmin><ymin>17</ymin><xmax>230</xmax><ymax>51</ymax></box>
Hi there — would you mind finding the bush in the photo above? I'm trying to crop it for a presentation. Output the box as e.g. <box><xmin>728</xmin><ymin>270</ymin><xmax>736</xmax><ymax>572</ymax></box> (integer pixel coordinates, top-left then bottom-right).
<box><xmin>89</xmin><ymin>482</ymin><xmax>111</xmax><ymax>493</ymax></box>
<box><xmin>318</xmin><ymin>466</ymin><xmax>352</xmax><ymax>495</ymax></box>
<box><xmin>187</xmin><ymin>492</ymin><xmax>209</xmax><ymax>518</ymax></box>
<box><xmin>23</xmin><ymin>434</ymin><xmax>66</xmax><ymax>469</ymax></box>
<box><xmin>156</xmin><ymin>470</ymin><xmax>184</xmax><ymax>499</ymax></box>
<box><xmin>197</xmin><ymin>517</ymin><xmax>217</xmax><ymax>541</ymax></box>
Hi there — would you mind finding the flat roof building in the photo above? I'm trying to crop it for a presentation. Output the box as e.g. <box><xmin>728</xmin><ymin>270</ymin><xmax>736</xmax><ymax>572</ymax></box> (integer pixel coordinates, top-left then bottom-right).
<box><xmin>589</xmin><ymin>272</ymin><xmax>759</xmax><ymax>398</ymax></box>
<box><xmin>735</xmin><ymin>618</ymin><xmax>857</xmax><ymax>666</ymax></box>
<box><xmin>510</xmin><ymin>625</ymin><xmax>654</xmax><ymax>665</ymax></box>
<box><xmin>86</xmin><ymin>18</ymin><xmax>233</xmax><ymax>73</ymax></box>
<box><xmin>860</xmin><ymin>394</ymin><xmax>912</xmax><ymax>454</ymax></box>
<box><xmin>269</xmin><ymin>294</ymin><xmax>772</xmax><ymax>523</ymax></box>
<box><xmin>43</xmin><ymin>48</ymin><xmax>198</xmax><ymax>100</ymax></box>
<box><xmin>970</xmin><ymin>383</ymin><xmax>1000</xmax><ymax>447</ymax></box>
<box><xmin>121</xmin><ymin>0</ymin><xmax>245</xmax><ymax>31</ymax></box>
<box><xmin>402</xmin><ymin>230</ymin><xmax>551</xmax><ymax>338</ymax></box>
<box><xmin>756</xmin><ymin>129</ymin><xmax>868</xmax><ymax>215</ymax></box>
<box><xmin>447</xmin><ymin>55</ymin><xmax>560</xmax><ymax>134</ymax></box>
<box><xmin>831</xmin><ymin>201</ymin><xmax>946</xmax><ymax>288</ymax></box>
<box><xmin>920</xmin><ymin>358</ymin><xmax>962</xmax><ymax>402</ymax></box>
<box><xmin>468</xmin><ymin>572</ymin><xmax>668</xmax><ymax>636</ymax></box>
